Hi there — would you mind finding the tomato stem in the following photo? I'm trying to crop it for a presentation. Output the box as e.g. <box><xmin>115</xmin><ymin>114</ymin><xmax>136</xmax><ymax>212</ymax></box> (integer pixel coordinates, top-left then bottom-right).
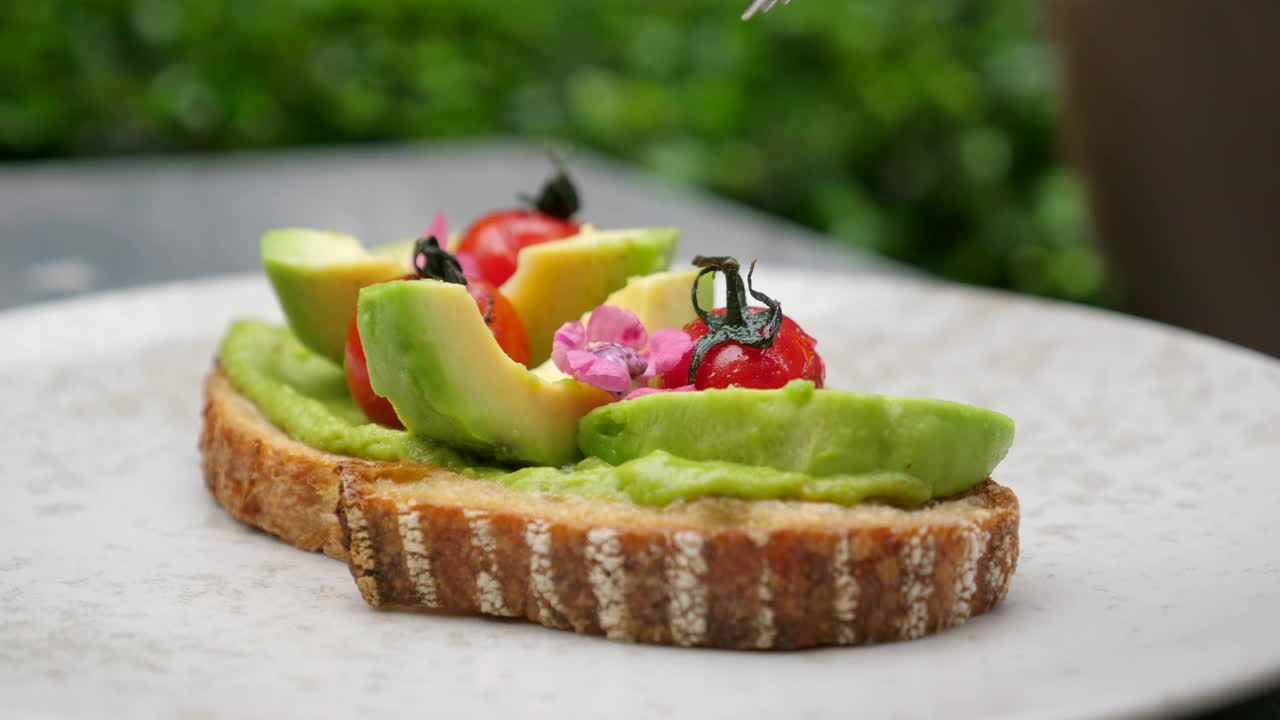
<box><xmin>413</xmin><ymin>234</ymin><xmax>469</xmax><ymax>286</ymax></box>
<box><xmin>687</xmin><ymin>255</ymin><xmax>783</xmax><ymax>384</ymax></box>
<box><xmin>519</xmin><ymin>148</ymin><xmax>580</xmax><ymax>220</ymax></box>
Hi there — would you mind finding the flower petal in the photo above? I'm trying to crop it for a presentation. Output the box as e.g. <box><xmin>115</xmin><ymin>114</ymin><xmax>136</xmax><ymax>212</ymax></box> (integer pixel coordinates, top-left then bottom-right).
<box><xmin>565</xmin><ymin>350</ymin><xmax>633</xmax><ymax>393</ymax></box>
<box><xmin>456</xmin><ymin>251</ymin><xmax>481</xmax><ymax>280</ymax></box>
<box><xmin>643</xmin><ymin>328</ymin><xmax>695</xmax><ymax>378</ymax></box>
<box><xmin>622</xmin><ymin>384</ymin><xmax>696</xmax><ymax>401</ymax></box>
<box><xmin>424</xmin><ymin>212</ymin><xmax>448</xmax><ymax>244</ymax></box>
<box><xmin>551</xmin><ymin>321</ymin><xmax>586</xmax><ymax>375</ymax></box>
<box><xmin>585</xmin><ymin>305</ymin><xmax>648</xmax><ymax>349</ymax></box>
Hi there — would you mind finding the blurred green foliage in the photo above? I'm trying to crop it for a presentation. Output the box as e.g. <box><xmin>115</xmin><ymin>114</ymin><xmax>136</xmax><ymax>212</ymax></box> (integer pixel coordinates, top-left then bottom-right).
<box><xmin>0</xmin><ymin>0</ymin><xmax>1103</xmax><ymax>302</ymax></box>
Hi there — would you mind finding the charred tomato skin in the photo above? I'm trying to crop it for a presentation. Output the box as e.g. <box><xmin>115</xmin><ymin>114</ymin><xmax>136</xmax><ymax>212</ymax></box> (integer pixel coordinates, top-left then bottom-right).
<box><xmin>662</xmin><ymin>308</ymin><xmax>825</xmax><ymax>390</ymax></box>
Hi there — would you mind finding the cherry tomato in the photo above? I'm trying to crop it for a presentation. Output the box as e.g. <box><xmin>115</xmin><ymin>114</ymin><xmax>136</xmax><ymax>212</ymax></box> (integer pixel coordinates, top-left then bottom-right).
<box><xmin>344</xmin><ymin>315</ymin><xmax>403</xmax><ymax>429</ymax></box>
<box><xmin>465</xmin><ymin>277</ymin><xmax>530</xmax><ymax>366</ymax></box>
<box><xmin>343</xmin><ymin>277</ymin><xmax>531</xmax><ymax>427</ymax></box>
<box><xmin>661</xmin><ymin>308</ymin><xmax>825</xmax><ymax>390</ymax></box>
<box><xmin>454</xmin><ymin>210</ymin><xmax>579</xmax><ymax>286</ymax></box>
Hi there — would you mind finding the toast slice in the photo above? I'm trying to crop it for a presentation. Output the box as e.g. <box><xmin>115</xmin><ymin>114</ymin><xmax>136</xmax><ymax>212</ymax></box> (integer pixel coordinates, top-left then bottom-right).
<box><xmin>201</xmin><ymin>366</ymin><xmax>1020</xmax><ymax>648</ymax></box>
<box><xmin>202</xmin><ymin>367</ymin><xmax>349</xmax><ymax>559</ymax></box>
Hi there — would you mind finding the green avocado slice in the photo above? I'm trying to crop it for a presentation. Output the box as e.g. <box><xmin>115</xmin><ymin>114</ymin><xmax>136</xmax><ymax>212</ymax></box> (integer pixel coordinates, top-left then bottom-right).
<box><xmin>261</xmin><ymin>229</ymin><xmax>414</xmax><ymax>365</ymax></box>
<box><xmin>578</xmin><ymin>380</ymin><xmax>1015</xmax><ymax>499</ymax></box>
<box><xmin>358</xmin><ymin>278</ymin><xmax>615</xmax><ymax>467</ymax></box>
<box><xmin>356</xmin><ymin>263</ymin><xmax>707</xmax><ymax>467</ymax></box>
<box><xmin>501</xmin><ymin>227</ymin><xmax>678</xmax><ymax>365</ymax></box>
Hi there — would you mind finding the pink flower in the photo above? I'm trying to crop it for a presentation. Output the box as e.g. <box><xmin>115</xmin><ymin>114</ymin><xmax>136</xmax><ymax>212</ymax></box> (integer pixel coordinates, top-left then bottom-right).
<box><xmin>414</xmin><ymin>213</ymin><xmax>450</xmax><ymax>275</ymax></box>
<box><xmin>552</xmin><ymin>306</ymin><xmax>693</xmax><ymax>399</ymax></box>
<box><xmin>456</xmin><ymin>252</ymin><xmax>481</xmax><ymax>280</ymax></box>
<box><xmin>424</xmin><ymin>213</ymin><xmax>447</xmax><ymax>243</ymax></box>
<box><xmin>417</xmin><ymin>212</ymin><xmax>482</xmax><ymax>280</ymax></box>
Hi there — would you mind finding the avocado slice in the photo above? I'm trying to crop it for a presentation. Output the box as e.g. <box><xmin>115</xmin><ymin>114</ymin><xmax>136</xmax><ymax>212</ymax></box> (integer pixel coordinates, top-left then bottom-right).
<box><xmin>596</xmin><ymin>265</ymin><xmax>714</xmax><ymax>333</ymax></box>
<box><xmin>501</xmin><ymin>227</ymin><xmax>679</xmax><ymax>365</ymax></box>
<box><xmin>578</xmin><ymin>380</ymin><xmax>1015</xmax><ymax>498</ymax></box>
<box><xmin>357</xmin><ymin>264</ymin><xmax>708</xmax><ymax>467</ymax></box>
<box><xmin>368</xmin><ymin>238</ymin><xmax>417</xmax><ymax>263</ymax></box>
<box><xmin>262</xmin><ymin>229</ymin><xmax>414</xmax><ymax>365</ymax></box>
<box><xmin>358</xmin><ymin>279</ymin><xmax>614</xmax><ymax>467</ymax></box>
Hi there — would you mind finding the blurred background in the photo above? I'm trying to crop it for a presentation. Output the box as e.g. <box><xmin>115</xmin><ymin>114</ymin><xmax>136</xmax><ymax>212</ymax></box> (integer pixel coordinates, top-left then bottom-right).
<box><xmin>1</xmin><ymin>0</ymin><xmax>1277</xmax><ymax>358</ymax></box>
<box><xmin>0</xmin><ymin>0</ymin><xmax>1097</xmax><ymax>299</ymax></box>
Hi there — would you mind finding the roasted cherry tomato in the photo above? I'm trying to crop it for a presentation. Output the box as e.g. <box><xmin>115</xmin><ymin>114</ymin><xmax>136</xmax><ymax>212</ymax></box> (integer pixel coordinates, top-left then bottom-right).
<box><xmin>455</xmin><ymin>162</ymin><xmax>583</xmax><ymax>286</ymax></box>
<box><xmin>466</xmin><ymin>277</ymin><xmax>530</xmax><ymax>366</ymax></box>
<box><xmin>455</xmin><ymin>211</ymin><xmax>578</xmax><ymax>287</ymax></box>
<box><xmin>662</xmin><ymin>308</ymin><xmax>825</xmax><ymax>390</ymax></box>
<box><xmin>659</xmin><ymin>255</ymin><xmax>824</xmax><ymax>391</ymax></box>
<box><xmin>344</xmin><ymin>314</ymin><xmax>404</xmax><ymax>429</ymax></box>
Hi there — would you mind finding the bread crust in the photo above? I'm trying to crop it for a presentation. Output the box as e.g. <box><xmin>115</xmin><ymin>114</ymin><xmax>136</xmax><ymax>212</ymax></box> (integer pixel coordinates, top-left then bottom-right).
<box><xmin>337</xmin><ymin>468</ymin><xmax>1020</xmax><ymax>649</ymax></box>
<box><xmin>201</xmin><ymin>368</ymin><xmax>348</xmax><ymax>559</ymax></box>
<box><xmin>202</xmin><ymin>366</ymin><xmax>1020</xmax><ymax>648</ymax></box>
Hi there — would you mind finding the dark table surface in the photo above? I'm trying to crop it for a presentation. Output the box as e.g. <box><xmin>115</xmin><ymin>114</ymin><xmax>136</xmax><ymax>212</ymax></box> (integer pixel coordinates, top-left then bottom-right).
<box><xmin>1</xmin><ymin>141</ymin><xmax>1275</xmax><ymax>719</ymax></box>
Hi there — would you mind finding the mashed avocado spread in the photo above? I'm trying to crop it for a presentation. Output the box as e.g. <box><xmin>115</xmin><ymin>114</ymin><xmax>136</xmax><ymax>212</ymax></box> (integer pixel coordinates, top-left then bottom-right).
<box><xmin>221</xmin><ymin>320</ymin><xmax>1010</xmax><ymax>507</ymax></box>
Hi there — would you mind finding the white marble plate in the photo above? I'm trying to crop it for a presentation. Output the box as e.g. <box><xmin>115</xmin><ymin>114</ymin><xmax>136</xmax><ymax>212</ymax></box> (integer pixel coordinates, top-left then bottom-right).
<box><xmin>2</xmin><ymin>271</ymin><xmax>1278</xmax><ymax>719</ymax></box>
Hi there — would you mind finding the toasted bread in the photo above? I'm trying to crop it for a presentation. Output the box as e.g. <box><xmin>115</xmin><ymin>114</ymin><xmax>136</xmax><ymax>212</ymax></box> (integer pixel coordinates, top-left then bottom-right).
<box><xmin>201</xmin><ymin>367</ymin><xmax>349</xmax><ymax>559</ymax></box>
<box><xmin>201</xmin><ymin>366</ymin><xmax>1020</xmax><ymax>648</ymax></box>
